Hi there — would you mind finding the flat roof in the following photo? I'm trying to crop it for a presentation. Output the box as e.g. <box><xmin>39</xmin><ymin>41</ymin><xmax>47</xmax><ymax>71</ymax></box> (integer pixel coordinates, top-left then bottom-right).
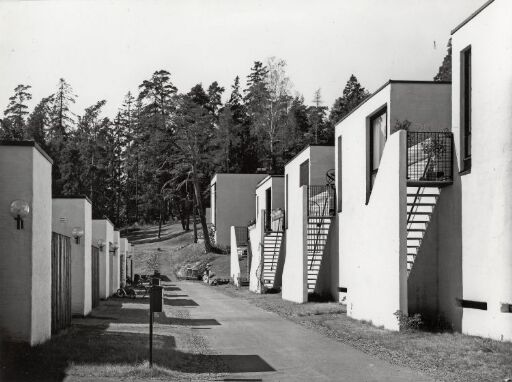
<box><xmin>334</xmin><ymin>80</ymin><xmax>451</xmax><ymax>128</ymax></box>
<box><xmin>0</xmin><ymin>140</ymin><xmax>54</xmax><ymax>164</ymax></box>
<box><xmin>256</xmin><ymin>174</ymin><xmax>284</xmax><ymax>189</ymax></box>
<box><xmin>53</xmin><ymin>195</ymin><xmax>93</xmax><ymax>205</ymax></box>
<box><xmin>92</xmin><ymin>216</ymin><xmax>115</xmax><ymax>228</ymax></box>
<box><xmin>451</xmin><ymin>0</ymin><xmax>495</xmax><ymax>35</ymax></box>
<box><xmin>210</xmin><ymin>172</ymin><xmax>268</xmax><ymax>184</ymax></box>
<box><xmin>284</xmin><ymin>144</ymin><xmax>334</xmax><ymax>167</ymax></box>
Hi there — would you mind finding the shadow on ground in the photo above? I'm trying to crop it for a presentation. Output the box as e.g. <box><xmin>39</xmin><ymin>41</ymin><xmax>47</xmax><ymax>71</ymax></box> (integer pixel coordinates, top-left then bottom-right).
<box><xmin>0</xmin><ymin>282</ymin><xmax>275</xmax><ymax>381</ymax></box>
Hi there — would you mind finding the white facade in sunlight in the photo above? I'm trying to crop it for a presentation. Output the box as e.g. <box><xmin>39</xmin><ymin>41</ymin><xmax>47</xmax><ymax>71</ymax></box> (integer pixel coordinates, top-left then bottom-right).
<box><xmin>52</xmin><ymin>197</ymin><xmax>93</xmax><ymax>317</ymax></box>
<box><xmin>335</xmin><ymin>81</ymin><xmax>454</xmax><ymax>331</ymax></box>
<box><xmin>0</xmin><ymin>142</ymin><xmax>52</xmax><ymax>345</ymax></box>
<box><xmin>92</xmin><ymin>219</ymin><xmax>114</xmax><ymax>299</ymax></box>
<box><xmin>249</xmin><ymin>175</ymin><xmax>285</xmax><ymax>293</ymax></box>
<box><xmin>281</xmin><ymin>146</ymin><xmax>337</xmax><ymax>303</ymax></box>
<box><xmin>451</xmin><ymin>0</ymin><xmax>512</xmax><ymax>341</ymax></box>
<box><xmin>210</xmin><ymin>173</ymin><xmax>267</xmax><ymax>248</ymax></box>
<box><xmin>112</xmin><ymin>230</ymin><xmax>121</xmax><ymax>294</ymax></box>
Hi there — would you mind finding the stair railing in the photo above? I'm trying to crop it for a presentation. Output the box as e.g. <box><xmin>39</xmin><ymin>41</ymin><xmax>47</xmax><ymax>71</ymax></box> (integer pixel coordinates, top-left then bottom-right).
<box><xmin>308</xmin><ymin>191</ymin><xmax>330</xmax><ymax>270</ymax></box>
<box><xmin>269</xmin><ymin>212</ymin><xmax>284</xmax><ymax>272</ymax></box>
<box><xmin>407</xmin><ymin>156</ymin><xmax>432</xmax><ymax>229</ymax></box>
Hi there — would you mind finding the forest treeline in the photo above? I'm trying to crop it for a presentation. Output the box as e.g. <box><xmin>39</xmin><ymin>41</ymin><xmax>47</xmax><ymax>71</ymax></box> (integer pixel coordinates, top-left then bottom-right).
<box><xmin>1</xmin><ymin>49</ymin><xmax>450</xmax><ymax>238</ymax></box>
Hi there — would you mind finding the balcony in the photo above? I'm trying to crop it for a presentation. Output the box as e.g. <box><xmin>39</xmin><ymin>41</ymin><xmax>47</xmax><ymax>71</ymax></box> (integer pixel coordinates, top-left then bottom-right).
<box><xmin>264</xmin><ymin>209</ymin><xmax>285</xmax><ymax>233</ymax></box>
<box><xmin>407</xmin><ymin>132</ymin><xmax>453</xmax><ymax>187</ymax></box>
<box><xmin>308</xmin><ymin>185</ymin><xmax>336</xmax><ymax>217</ymax></box>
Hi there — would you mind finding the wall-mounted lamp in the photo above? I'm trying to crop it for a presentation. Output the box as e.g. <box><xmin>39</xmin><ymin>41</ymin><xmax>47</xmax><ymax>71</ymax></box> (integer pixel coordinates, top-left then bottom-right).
<box><xmin>97</xmin><ymin>239</ymin><xmax>105</xmax><ymax>251</ymax></box>
<box><xmin>10</xmin><ymin>200</ymin><xmax>30</xmax><ymax>230</ymax></box>
<box><xmin>72</xmin><ymin>227</ymin><xmax>84</xmax><ymax>244</ymax></box>
<box><xmin>110</xmin><ymin>242</ymin><xmax>119</xmax><ymax>254</ymax></box>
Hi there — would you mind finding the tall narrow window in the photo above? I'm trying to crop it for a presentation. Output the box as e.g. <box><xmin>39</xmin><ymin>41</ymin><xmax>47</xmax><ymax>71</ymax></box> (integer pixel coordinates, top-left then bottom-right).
<box><xmin>369</xmin><ymin>107</ymin><xmax>387</xmax><ymax>191</ymax></box>
<box><xmin>461</xmin><ymin>46</ymin><xmax>472</xmax><ymax>171</ymax></box>
<box><xmin>299</xmin><ymin>159</ymin><xmax>309</xmax><ymax>187</ymax></box>
<box><xmin>285</xmin><ymin>174</ymin><xmax>288</xmax><ymax>228</ymax></box>
<box><xmin>337</xmin><ymin>135</ymin><xmax>342</xmax><ymax>212</ymax></box>
<box><xmin>211</xmin><ymin>183</ymin><xmax>216</xmax><ymax>225</ymax></box>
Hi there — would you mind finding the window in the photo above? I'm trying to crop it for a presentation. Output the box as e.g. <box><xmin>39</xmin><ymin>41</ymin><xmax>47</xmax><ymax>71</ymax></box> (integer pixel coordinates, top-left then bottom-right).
<box><xmin>211</xmin><ymin>183</ymin><xmax>216</xmax><ymax>225</ymax></box>
<box><xmin>337</xmin><ymin>135</ymin><xmax>342</xmax><ymax>212</ymax></box>
<box><xmin>285</xmin><ymin>174</ymin><xmax>288</xmax><ymax>228</ymax></box>
<box><xmin>461</xmin><ymin>46</ymin><xmax>472</xmax><ymax>172</ymax></box>
<box><xmin>299</xmin><ymin>159</ymin><xmax>309</xmax><ymax>187</ymax></box>
<box><xmin>369</xmin><ymin>107</ymin><xmax>387</xmax><ymax>191</ymax></box>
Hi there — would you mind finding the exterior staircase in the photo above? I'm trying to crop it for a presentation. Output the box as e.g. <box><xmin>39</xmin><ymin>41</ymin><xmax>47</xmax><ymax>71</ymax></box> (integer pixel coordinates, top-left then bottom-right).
<box><xmin>306</xmin><ymin>217</ymin><xmax>332</xmax><ymax>292</ymax></box>
<box><xmin>406</xmin><ymin>186</ymin><xmax>440</xmax><ymax>273</ymax></box>
<box><xmin>262</xmin><ymin>231</ymin><xmax>284</xmax><ymax>288</ymax></box>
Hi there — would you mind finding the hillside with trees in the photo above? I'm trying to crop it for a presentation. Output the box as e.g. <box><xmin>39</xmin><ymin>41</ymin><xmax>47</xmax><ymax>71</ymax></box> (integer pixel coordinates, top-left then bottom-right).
<box><xmin>0</xmin><ymin>58</ymin><xmax>370</xmax><ymax>238</ymax></box>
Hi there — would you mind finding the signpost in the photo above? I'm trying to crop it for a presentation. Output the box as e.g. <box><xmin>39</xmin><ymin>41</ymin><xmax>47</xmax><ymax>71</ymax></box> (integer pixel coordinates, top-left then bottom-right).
<box><xmin>149</xmin><ymin>277</ymin><xmax>163</xmax><ymax>367</ymax></box>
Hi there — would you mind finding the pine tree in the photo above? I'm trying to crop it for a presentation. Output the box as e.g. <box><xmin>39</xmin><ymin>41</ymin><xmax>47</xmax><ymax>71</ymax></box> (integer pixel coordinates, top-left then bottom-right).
<box><xmin>26</xmin><ymin>95</ymin><xmax>54</xmax><ymax>146</ymax></box>
<box><xmin>329</xmin><ymin>75</ymin><xmax>370</xmax><ymax>125</ymax></box>
<box><xmin>434</xmin><ymin>38</ymin><xmax>452</xmax><ymax>82</ymax></box>
<box><xmin>2</xmin><ymin>84</ymin><xmax>32</xmax><ymax>140</ymax></box>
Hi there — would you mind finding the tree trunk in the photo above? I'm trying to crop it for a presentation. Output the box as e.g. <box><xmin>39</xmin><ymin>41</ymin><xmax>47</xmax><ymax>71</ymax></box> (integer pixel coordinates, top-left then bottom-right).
<box><xmin>192</xmin><ymin>196</ymin><xmax>198</xmax><ymax>243</ymax></box>
<box><xmin>191</xmin><ymin>168</ymin><xmax>214</xmax><ymax>252</ymax></box>
<box><xmin>157</xmin><ymin>197</ymin><xmax>163</xmax><ymax>239</ymax></box>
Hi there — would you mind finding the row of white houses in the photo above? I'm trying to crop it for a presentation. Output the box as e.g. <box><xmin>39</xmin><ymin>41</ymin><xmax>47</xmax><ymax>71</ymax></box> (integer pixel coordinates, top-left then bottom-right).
<box><xmin>220</xmin><ymin>0</ymin><xmax>512</xmax><ymax>342</ymax></box>
<box><xmin>0</xmin><ymin>142</ymin><xmax>133</xmax><ymax>345</ymax></box>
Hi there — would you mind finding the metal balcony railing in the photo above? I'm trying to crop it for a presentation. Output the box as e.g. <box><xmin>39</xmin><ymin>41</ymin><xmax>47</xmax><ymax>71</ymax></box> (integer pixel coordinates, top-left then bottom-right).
<box><xmin>308</xmin><ymin>185</ymin><xmax>336</xmax><ymax>217</ymax></box>
<box><xmin>234</xmin><ymin>226</ymin><xmax>248</xmax><ymax>246</ymax></box>
<box><xmin>263</xmin><ymin>209</ymin><xmax>285</xmax><ymax>233</ymax></box>
<box><xmin>407</xmin><ymin>132</ymin><xmax>453</xmax><ymax>185</ymax></box>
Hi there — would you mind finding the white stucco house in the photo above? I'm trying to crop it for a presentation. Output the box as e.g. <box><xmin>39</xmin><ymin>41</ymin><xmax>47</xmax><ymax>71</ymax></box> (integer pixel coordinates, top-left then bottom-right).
<box><xmin>335</xmin><ymin>80</ymin><xmax>455</xmax><ymax>331</ymax></box>
<box><xmin>111</xmin><ymin>230</ymin><xmax>121</xmax><ymax>294</ymax></box>
<box><xmin>450</xmin><ymin>0</ymin><xmax>512</xmax><ymax>341</ymax></box>
<box><xmin>119</xmin><ymin>238</ymin><xmax>129</xmax><ymax>287</ymax></box>
<box><xmin>281</xmin><ymin>146</ymin><xmax>338</xmax><ymax>303</ymax></box>
<box><xmin>92</xmin><ymin>218</ymin><xmax>114</xmax><ymax>299</ymax></box>
<box><xmin>210</xmin><ymin>173</ymin><xmax>267</xmax><ymax>248</ymax></box>
<box><xmin>244</xmin><ymin>175</ymin><xmax>285</xmax><ymax>293</ymax></box>
<box><xmin>52</xmin><ymin>197</ymin><xmax>93</xmax><ymax>317</ymax></box>
<box><xmin>0</xmin><ymin>141</ymin><xmax>53</xmax><ymax>345</ymax></box>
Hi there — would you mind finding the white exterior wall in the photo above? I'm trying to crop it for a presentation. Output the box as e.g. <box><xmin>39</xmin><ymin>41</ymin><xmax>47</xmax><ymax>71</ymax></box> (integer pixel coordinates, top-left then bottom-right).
<box><xmin>249</xmin><ymin>176</ymin><xmax>286</xmax><ymax>293</ymax></box>
<box><xmin>112</xmin><ymin>231</ymin><xmax>120</xmax><ymax>294</ymax></box>
<box><xmin>248</xmin><ymin>224</ymin><xmax>260</xmax><ymax>292</ymax></box>
<box><xmin>0</xmin><ymin>144</ymin><xmax>52</xmax><ymax>345</ymax></box>
<box><xmin>230</xmin><ymin>226</ymin><xmax>241</xmax><ymax>285</ymax></box>
<box><xmin>209</xmin><ymin>174</ymin><xmax>267</xmax><ymax>247</ymax></box>
<box><xmin>52</xmin><ymin>198</ymin><xmax>92</xmax><ymax>317</ymax></box>
<box><xmin>452</xmin><ymin>0</ymin><xmax>512</xmax><ymax>341</ymax></box>
<box><xmin>120</xmin><ymin>238</ymin><xmax>128</xmax><ymax>287</ymax></box>
<box><xmin>92</xmin><ymin>219</ymin><xmax>114</xmax><ymax>299</ymax></box>
<box><xmin>282</xmin><ymin>147</ymin><xmax>334</xmax><ymax>303</ymax></box>
<box><xmin>336</xmin><ymin>82</ymin><xmax>455</xmax><ymax>330</ymax></box>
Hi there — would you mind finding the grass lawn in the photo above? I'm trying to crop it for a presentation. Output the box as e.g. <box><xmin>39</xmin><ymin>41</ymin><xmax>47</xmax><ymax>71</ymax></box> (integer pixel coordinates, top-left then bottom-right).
<box><xmin>0</xmin><ymin>288</ymin><xmax>227</xmax><ymax>382</ymax></box>
<box><xmin>212</xmin><ymin>283</ymin><xmax>512</xmax><ymax>382</ymax></box>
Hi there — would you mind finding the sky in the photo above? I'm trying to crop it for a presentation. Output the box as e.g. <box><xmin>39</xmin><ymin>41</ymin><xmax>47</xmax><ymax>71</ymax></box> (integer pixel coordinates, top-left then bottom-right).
<box><xmin>0</xmin><ymin>0</ymin><xmax>485</xmax><ymax>119</ymax></box>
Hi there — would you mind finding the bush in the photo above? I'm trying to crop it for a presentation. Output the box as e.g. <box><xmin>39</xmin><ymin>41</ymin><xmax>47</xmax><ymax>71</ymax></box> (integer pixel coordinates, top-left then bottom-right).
<box><xmin>394</xmin><ymin>310</ymin><xmax>423</xmax><ymax>331</ymax></box>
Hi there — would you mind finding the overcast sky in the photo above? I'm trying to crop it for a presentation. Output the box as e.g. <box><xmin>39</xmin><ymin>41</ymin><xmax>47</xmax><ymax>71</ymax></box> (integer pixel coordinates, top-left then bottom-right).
<box><xmin>0</xmin><ymin>0</ymin><xmax>485</xmax><ymax>119</ymax></box>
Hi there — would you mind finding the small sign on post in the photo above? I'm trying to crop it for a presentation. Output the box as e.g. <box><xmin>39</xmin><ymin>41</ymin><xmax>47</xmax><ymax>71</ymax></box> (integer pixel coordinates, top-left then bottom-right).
<box><xmin>149</xmin><ymin>279</ymin><xmax>163</xmax><ymax>368</ymax></box>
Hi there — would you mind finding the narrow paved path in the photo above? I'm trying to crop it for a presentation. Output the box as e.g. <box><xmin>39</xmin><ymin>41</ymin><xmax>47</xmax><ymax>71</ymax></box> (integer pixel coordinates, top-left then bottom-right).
<box><xmin>171</xmin><ymin>281</ymin><xmax>433</xmax><ymax>382</ymax></box>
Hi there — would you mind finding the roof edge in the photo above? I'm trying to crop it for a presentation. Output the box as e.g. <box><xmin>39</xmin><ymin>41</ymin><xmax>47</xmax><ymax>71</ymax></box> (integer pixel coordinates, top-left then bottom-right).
<box><xmin>0</xmin><ymin>140</ymin><xmax>54</xmax><ymax>164</ymax></box>
<box><xmin>335</xmin><ymin>79</ymin><xmax>451</xmax><ymax>128</ymax></box>
<box><xmin>53</xmin><ymin>195</ymin><xmax>93</xmax><ymax>205</ymax></box>
<box><xmin>451</xmin><ymin>0</ymin><xmax>495</xmax><ymax>35</ymax></box>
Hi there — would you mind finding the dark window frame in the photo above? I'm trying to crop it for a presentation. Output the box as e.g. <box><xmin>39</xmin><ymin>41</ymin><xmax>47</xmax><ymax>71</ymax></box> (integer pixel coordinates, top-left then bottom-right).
<box><xmin>337</xmin><ymin>135</ymin><xmax>342</xmax><ymax>212</ymax></box>
<box><xmin>367</xmin><ymin>106</ymin><xmax>388</xmax><ymax>203</ymax></box>
<box><xmin>299</xmin><ymin>159</ymin><xmax>309</xmax><ymax>187</ymax></box>
<box><xmin>460</xmin><ymin>45</ymin><xmax>472</xmax><ymax>173</ymax></box>
<box><xmin>285</xmin><ymin>174</ymin><xmax>288</xmax><ymax>229</ymax></box>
